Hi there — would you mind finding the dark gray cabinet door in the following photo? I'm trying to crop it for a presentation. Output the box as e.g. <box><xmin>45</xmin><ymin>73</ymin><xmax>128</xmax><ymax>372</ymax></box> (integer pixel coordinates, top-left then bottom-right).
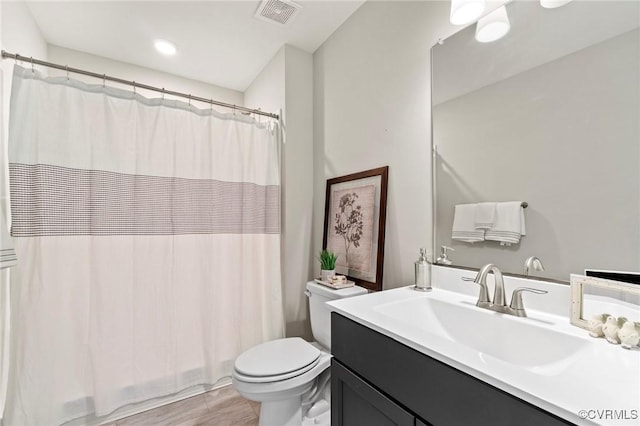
<box><xmin>332</xmin><ymin>313</ymin><xmax>575</xmax><ymax>426</ymax></box>
<box><xmin>332</xmin><ymin>360</ymin><xmax>415</xmax><ymax>426</ymax></box>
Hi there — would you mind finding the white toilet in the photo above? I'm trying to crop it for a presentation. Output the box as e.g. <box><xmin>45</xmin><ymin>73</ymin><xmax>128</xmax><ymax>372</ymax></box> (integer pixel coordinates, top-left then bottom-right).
<box><xmin>232</xmin><ymin>281</ymin><xmax>367</xmax><ymax>426</ymax></box>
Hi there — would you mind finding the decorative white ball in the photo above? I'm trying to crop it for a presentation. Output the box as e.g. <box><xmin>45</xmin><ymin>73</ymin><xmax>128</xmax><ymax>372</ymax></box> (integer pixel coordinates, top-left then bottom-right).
<box><xmin>587</xmin><ymin>313</ymin><xmax>608</xmax><ymax>338</ymax></box>
<box><xmin>618</xmin><ymin>321</ymin><xmax>640</xmax><ymax>350</ymax></box>
<box><xmin>602</xmin><ymin>316</ymin><xmax>621</xmax><ymax>344</ymax></box>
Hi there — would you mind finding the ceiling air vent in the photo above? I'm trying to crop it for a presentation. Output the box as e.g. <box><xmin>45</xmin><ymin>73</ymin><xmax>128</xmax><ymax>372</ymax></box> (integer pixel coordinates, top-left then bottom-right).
<box><xmin>254</xmin><ymin>0</ymin><xmax>302</xmax><ymax>26</ymax></box>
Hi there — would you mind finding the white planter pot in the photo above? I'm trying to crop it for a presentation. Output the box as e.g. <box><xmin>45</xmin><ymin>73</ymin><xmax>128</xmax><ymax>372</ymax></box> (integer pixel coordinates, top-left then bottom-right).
<box><xmin>320</xmin><ymin>269</ymin><xmax>336</xmax><ymax>282</ymax></box>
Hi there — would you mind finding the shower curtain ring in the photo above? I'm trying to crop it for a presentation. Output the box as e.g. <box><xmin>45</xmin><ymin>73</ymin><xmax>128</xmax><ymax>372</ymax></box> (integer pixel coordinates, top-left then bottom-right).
<box><xmin>210</xmin><ymin>99</ymin><xmax>213</xmax><ymax>110</ymax></box>
<box><xmin>162</xmin><ymin>88</ymin><xmax>165</xmax><ymax>100</ymax></box>
<box><xmin>133</xmin><ymin>81</ymin><xmax>136</xmax><ymax>94</ymax></box>
<box><xmin>103</xmin><ymin>74</ymin><xmax>106</xmax><ymax>88</ymax></box>
<box><xmin>30</xmin><ymin>57</ymin><xmax>34</xmax><ymax>73</ymax></box>
<box><xmin>188</xmin><ymin>94</ymin><xmax>191</xmax><ymax>106</ymax></box>
<box><xmin>65</xmin><ymin>65</ymin><xmax>69</xmax><ymax>80</ymax></box>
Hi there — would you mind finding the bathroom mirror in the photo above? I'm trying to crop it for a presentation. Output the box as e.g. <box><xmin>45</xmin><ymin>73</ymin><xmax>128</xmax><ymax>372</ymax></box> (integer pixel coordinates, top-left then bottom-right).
<box><xmin>432</xmin><ymin>0</ymin><xmax>640</xmax><ymax>282</ymax></box>
<box><xmin>570</xmin><ymin>275</ymin><xmax>640</xmax><ymax>330</ymax></box>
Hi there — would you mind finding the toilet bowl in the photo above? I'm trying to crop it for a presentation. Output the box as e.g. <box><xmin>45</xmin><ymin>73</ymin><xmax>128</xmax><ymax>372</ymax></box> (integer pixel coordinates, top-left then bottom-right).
<box><xmin>232</xmin><ymin>281</ymin><xmax>367</xmax><ymax>426</ymax></box>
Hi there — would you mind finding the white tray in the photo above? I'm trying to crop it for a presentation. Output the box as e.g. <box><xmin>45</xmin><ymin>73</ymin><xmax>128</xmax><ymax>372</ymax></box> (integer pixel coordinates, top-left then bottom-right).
<box><xmin>314</xmin><ymin>278</ymin><xmax>355</xmax><ymax>290</ymax></box>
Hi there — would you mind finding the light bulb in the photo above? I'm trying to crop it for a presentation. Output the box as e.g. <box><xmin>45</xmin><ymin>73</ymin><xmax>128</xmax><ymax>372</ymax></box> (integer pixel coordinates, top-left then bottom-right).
<box><xmin>475</xmin><ymin>5</ymin><xmax>510</xmax><ymax>43</ymax></box>
<box><xmin>540</xmin><ymin>0</ymin><xmax>572</xmax><ymax>9</ymax></box>
<box><xmin>450</xmin><ymin>0</ymin><xmax>486</xmax><ymax>25</ymax></box>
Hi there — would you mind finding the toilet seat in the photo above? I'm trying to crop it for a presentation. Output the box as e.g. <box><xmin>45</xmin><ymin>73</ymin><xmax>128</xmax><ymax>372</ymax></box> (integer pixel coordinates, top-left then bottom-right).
<box><xmin>233</xmin><ymin>357</ymin><xmax>320</xmax><ymax>383</ymax></box>
<box><xmin>234</xmin><ymin>337</ymin><xmax>321</xmax><ymax>383</ymax></box>
<box><xmin>232</xmin><ymin>282</ymin><xmax>367</xmax><ymax>426</ymax></box>
<box><xmin>233</xmin><ymin>351</ymin><xmax>332</xmax><ymax>401</ymax></box>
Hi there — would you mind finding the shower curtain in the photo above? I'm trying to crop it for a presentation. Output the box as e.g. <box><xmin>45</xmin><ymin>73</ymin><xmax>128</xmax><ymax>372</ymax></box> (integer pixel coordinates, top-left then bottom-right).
<box><xmin>4</xmin><ymin>65</ymin><xmax>284</xmax><ymax>425</ymax></box>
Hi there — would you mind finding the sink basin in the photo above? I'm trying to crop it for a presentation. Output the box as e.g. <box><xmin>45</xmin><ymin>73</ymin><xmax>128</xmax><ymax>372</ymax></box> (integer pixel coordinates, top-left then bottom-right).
<box><xmin>374</xmin><ymin>296</ymin><xmax>588</xmax><ymax>368</ymax></box>
<box><xmin>330</xmin><ymin>280</ymin><xmax>640</xmax><ymax>425</ymax></box>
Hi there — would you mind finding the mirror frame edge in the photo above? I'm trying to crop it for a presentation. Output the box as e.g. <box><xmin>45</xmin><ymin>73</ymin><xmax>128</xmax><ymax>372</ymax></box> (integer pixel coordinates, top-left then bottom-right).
<box><xmin>430</xmin><ymin>43</ymin><xmax>437</xmax><ymax>268</ymax></box>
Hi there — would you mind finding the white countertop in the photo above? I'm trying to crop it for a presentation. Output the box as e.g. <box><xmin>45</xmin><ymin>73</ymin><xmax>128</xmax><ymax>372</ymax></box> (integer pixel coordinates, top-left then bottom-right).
<box><xmin>328</xmin><ymin>267</ymin><xmax>640</xmax><ymax>426</ymax></box>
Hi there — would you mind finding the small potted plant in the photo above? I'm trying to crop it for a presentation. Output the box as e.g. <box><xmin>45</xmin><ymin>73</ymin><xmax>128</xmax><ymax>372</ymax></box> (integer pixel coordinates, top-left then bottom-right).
<box><xmin>319</xmin><ymin>249</ymin><xmax>338</xmax><ymax>283</ymax></box>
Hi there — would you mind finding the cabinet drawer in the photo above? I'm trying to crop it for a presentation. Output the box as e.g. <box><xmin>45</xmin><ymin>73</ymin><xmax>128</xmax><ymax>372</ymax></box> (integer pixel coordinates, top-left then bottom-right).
<box><xmin>332</xmin><ymin>313</ymin><xmax>574</xmax><ymax>426</ymax></box>
<box><xmin>332</xmin><ymin>359</ymin><xmax>416</xmax><ymax>426</ymax></box>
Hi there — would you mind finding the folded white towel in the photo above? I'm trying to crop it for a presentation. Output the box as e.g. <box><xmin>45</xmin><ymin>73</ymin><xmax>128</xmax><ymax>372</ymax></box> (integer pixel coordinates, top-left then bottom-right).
<box><xmin>1</xmin><ymin>209</ymin><xmax>17</xmax><ymax>270</ymax></box>
<box><xmin>475</xmin><ymin>202</ymin><xmax>496</xmax><ymax>230</ymax></box>
<box><xmin>452</xmin><ymin>204</ymin><xmax>485</xmax><ymax>243</ymax></box>
<box><xmin>485</xmin><ymin>202</ymin><xmax>526</xmax><ymax>245</ymax></box>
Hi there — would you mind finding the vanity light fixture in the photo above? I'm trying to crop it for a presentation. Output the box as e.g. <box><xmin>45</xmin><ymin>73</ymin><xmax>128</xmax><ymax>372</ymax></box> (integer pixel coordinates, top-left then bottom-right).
<box><xmin>154</xmin><ymin>40</ymin><xmax>177</xmax><ymax>56</ymax></box>
<box><xmin>449</xmin><ymin>0</ymin><xmax>486</xmax><ymax>25</ymax></box>
<box><xmin>475</xmin><ymin>5</ymin><xmax>510</xmax><ymax>43</ymax></box>
<box><xmin>540</xmin><ymin>0</ymin><xmax>572</xmax><ymax>8</ymax></box>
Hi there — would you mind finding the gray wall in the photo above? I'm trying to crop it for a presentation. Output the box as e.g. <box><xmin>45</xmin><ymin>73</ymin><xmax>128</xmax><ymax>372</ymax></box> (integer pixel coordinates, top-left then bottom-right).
<box><xmin>313</xmin><ymin>1</ymin><xmax>457</xmax><ymax>289</ymax></box>
<box><xmin>434</xmin><ymin>29</ymin><xmax>640</xmax><ymax>281</ymax></box>
<box><xmin>245</xmin><ymin>45</ymin><xmax>314</xmax><ymax>339</ymax></box>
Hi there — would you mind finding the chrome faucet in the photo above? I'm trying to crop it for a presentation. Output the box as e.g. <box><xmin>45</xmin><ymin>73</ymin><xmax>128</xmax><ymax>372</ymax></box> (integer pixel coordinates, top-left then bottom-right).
<box><xmin>523</xmin><ymin>256</ymin><xmax>545</xmax><ymax>276</ymax></box>
<box><xmin>472</xmin><ymin>263</ymin><xmax>507</xmax><ymax>313</ymax></box>
<box><xmin>463</xmin><ymin>263</ymin><xmax>548</xmax><ymax>317</ymax></box>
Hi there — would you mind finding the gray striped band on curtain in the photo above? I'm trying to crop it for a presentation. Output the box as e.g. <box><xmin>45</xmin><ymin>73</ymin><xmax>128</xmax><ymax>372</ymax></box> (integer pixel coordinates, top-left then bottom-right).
<box><xmin>9</xmin><ymin>163</ymin><xmax>280</xmax><ymax>236</ymax></box>
<box><xmin>0</xmin><ymin>249</ymin><xmax>18</xmax><ymax>265</ymax></box>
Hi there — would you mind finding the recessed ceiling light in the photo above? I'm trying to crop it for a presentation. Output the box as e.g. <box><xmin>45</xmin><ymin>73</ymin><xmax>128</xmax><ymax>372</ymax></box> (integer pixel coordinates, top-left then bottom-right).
<box><xmin>154</xmin><ymin>40</ymin><xmax>176</xmax><ymax>56</ymax></box>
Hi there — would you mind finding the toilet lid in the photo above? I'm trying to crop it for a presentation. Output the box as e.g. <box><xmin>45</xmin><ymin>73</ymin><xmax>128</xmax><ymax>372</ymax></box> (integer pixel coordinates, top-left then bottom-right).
<box><xmin>235</xmin><ymin>337</ymin><xmax>320</xmax><ymax>378</ymax></box>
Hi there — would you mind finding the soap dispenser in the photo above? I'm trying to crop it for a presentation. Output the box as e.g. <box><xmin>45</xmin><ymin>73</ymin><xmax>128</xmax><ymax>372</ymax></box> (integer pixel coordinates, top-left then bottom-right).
<box><xmin>436</xmin><ymin>246</ymin><xmax>454</xmax><ymax>265</ymax></box>
<box><xmin>414</xmin><ymin>248</ymin><xmax>432</xmax><ymax>292</ymax></box>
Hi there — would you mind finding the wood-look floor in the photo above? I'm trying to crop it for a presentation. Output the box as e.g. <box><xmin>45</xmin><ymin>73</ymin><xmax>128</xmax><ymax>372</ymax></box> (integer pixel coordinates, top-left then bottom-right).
<box><xmin>104</xmin><ymin>385</ymin><xmax>260</xmax><ymax>426</ymax></box>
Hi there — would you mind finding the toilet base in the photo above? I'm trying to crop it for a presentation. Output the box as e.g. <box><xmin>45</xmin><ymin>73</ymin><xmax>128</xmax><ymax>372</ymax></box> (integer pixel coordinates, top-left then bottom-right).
<box><xmin>259</xmin><ymin>396</ymin><xmax>302</xmax><ymax>426</ymax></box>
<box><xmin>302</xmin><ymin>399</ymin><xmax>330</xmax><ymax>426</ymax></box>
<box><xmin>233</xmin><ymin>346</ymin><xmax>333</xmax><ymax>426</ymax></box>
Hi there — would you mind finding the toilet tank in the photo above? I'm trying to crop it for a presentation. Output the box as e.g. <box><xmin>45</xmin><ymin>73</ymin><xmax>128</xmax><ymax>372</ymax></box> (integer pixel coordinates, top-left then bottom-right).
<box><xmin>306</xmin><ymin>281</ymin><xmax>367</xmax><ymax>350</ymax></box>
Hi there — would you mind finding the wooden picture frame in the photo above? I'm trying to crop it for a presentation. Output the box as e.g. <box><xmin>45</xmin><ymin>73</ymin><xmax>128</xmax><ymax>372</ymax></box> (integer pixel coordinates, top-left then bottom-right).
<box><xmin>323</xmin><ymin>166</ymin><xmax>389</xmax><ymax>292</ymax></box>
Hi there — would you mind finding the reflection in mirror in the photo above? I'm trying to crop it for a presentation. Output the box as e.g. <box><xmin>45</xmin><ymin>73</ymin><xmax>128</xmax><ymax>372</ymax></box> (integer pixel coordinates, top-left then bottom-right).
<box><xmin>432</xmin><ymin>1</ymin><xmax>640</xmax><ymax>282</ymax></box>
<box><xmin>581</xmin><ymin>271</ymin><xmax>640</xmax><ymax>333</ymax></box>
<box><xmin>582</xmin><ymin>285</ymin><xmax>640</xmax><ymax>324</ymax></box>
<box><xmin>571</xmin><ymin>275</ymin><xmax>640</xmax><ymax>335</ymax></box>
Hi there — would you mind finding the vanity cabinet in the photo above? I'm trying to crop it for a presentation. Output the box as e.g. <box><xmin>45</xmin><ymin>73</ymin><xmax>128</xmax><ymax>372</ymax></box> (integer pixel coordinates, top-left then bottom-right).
<box><xmin>331</xmin><ymin>313</ymin><xmax>575</xmax><ymax>426</ymax></box>
<box><xmin>332</xmin><ymin>360</ymin><xmax>417</xmax><ymax>426</ymax></box>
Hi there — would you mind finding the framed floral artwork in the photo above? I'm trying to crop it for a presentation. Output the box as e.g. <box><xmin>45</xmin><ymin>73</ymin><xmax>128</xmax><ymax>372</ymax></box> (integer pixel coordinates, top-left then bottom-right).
<box><xmin>322</xmin><ymin>166</ymin><xmax>388</xmax><ymax>291</ymax></box>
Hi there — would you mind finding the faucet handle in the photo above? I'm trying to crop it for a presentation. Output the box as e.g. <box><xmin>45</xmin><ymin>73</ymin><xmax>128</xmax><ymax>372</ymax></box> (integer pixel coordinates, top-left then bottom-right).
<box><xmin>462</xmin><ymin>276</ymin><xmax>491</xmax><ymax>306</ymax></box>
<box><xmin>509</xmin><ymin>287</ymin><xmax>548</xmax><ymax>311</ymax></box>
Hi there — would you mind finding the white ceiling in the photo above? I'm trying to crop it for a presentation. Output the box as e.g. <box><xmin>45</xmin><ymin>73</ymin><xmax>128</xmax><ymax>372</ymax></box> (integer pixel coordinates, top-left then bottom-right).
<box><xmin>26</xmin><ymin>0</ymin><xmax>366</xmax><ymax>92</ymax></box>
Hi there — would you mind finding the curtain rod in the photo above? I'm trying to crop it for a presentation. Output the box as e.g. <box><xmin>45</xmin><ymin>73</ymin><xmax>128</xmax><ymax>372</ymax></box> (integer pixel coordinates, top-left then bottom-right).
<box><xmin>1</xmin><ymin>50</ymin><xmax>279</xmax><ymax>120</ymax></box>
